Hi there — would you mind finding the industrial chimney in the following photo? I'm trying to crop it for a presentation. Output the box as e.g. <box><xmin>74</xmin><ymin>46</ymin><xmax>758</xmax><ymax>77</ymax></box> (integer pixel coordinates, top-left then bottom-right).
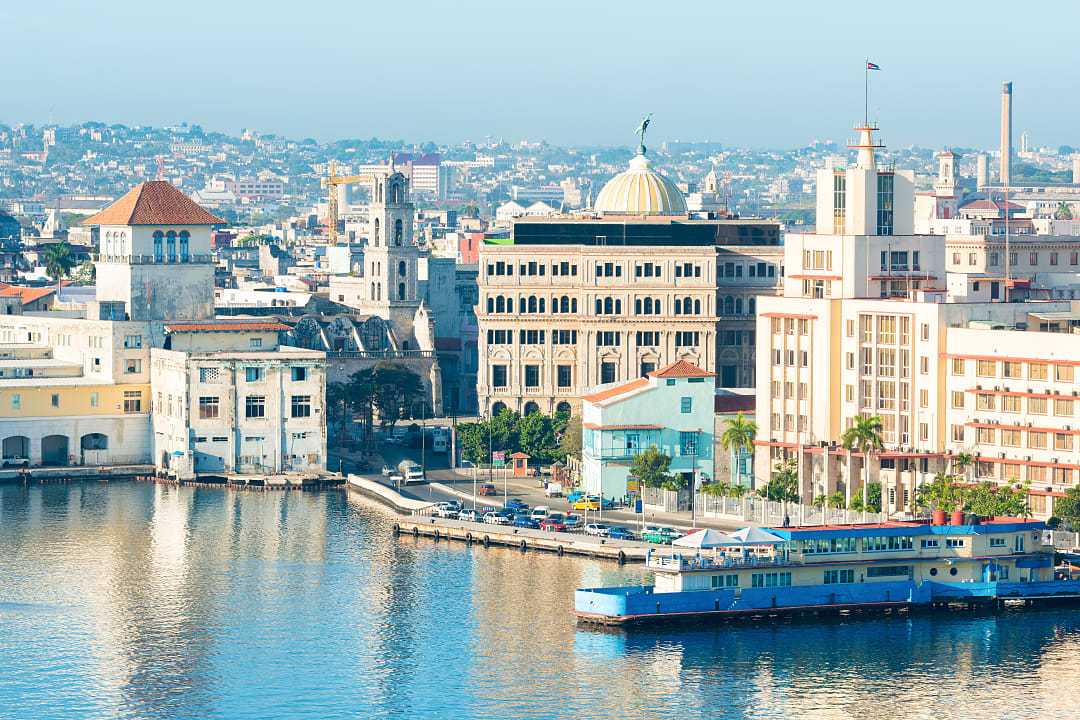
<box><xmin>1000</xmin><ymin>82</ymin><xmax>1013</xmax><ymax>187</ymax></box>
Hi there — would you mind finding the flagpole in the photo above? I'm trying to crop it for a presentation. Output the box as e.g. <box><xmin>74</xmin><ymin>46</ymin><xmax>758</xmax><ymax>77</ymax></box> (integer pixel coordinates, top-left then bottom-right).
<box><xmin>864</xmin><ymin>59</ymin><xmax>869</xmax><ymax>125</ymax></box>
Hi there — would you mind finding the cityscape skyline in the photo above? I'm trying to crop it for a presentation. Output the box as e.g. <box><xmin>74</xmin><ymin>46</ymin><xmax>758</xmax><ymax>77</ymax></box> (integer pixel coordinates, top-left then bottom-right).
<box><xmin>3</xmin><ymin>1</ymin><xmax>1079</xmax><ymax>149</ymax></box>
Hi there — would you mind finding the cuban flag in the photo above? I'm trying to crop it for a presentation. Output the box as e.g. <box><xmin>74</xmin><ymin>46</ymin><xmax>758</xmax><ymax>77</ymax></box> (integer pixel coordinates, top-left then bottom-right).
<box><xmin>866</xmin><ymin>61</ymin><xmax>881</xmax><ymax>71</ymax></box>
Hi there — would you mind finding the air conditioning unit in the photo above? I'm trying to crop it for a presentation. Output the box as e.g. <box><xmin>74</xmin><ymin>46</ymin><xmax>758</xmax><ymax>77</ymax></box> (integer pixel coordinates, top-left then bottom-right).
<box><xmin>1025</xmin><ymin>455</ymin><xmax>1032</xmax><ymax>462</ymax></box>
<box><xmin>1053</xmin><ymin>457</ymin><xmax>1059</xmax><ymax>463</ymax></box>
<box><xmin>977</xmin><ymin>384</ymin><xmax>983</xmax><ymax>390</ymax></box>
<box><xmin>999</xmin><ymin>452</ymin><xmax>1007</xmax><ymax>458</ymax></box>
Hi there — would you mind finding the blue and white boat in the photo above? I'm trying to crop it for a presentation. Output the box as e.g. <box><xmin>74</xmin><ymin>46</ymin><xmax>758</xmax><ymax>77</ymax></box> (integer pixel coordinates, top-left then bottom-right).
<box><xmin>575</xmin><ymin>516</ymin><xmax>1080</xmax><ymax>625</ymax></box>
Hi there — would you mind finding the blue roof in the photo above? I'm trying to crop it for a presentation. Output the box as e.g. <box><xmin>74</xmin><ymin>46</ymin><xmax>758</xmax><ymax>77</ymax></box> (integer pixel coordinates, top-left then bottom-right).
<box><xmin>769</xmin><ymin>520</ymin><xmax>1044</xmax><ymax>542</ymax></box>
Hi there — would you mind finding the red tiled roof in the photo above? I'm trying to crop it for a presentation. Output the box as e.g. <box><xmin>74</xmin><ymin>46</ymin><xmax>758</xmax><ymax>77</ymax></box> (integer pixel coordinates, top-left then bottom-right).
<box><xmin>83</xmin><ymin>181</ymin><xmax>225</xmax><ymax>226</ymax></box>
<box><xmin>0</xmin><ymin>283</ymin><xmax>59</xmax><ymax>306</ymax></box>
<box><xmin>959</xmin><ymin>198</ymin><xmax>1024</xmax><ymax>212</ymax></box>
<box><xmin>163</xmin><ymin>321</ymin><xmax>290</xmax><ymax>333</ymax></box>
<box><xmin>649</xmin><ymin>359</ymin><xmax>714</xmax><ymax>379</ymax></box>
<box><xmin>582</xmin><ymin>377</ymin><xmax>650</xmax><ymax>404</ymax></box>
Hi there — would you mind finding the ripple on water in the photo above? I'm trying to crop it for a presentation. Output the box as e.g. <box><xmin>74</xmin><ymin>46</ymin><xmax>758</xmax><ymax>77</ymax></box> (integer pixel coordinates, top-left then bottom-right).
<box><xmin>2</xmin><ymin>481</ymin><xmax>1080</xmax><ymax>720</ymax></box>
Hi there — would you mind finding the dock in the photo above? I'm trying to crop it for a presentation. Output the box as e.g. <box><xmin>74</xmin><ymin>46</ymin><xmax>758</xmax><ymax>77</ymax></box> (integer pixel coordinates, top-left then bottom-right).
<box><xmin>139</xmin><ymin>472</ymin><xmax>345</xmax><ymax>491</ymax></box>
<box><xmin>393</xmin><ymin>516</ymin><xmax>650</xmax><ymax>564</ymax></box>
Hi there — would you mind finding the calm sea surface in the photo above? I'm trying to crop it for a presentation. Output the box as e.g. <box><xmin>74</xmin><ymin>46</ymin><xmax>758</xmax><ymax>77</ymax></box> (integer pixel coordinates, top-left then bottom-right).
<box><xmin>2</xmin><ymin>481</ymin><xmax>1080</xmax><ymax>720</ymax></box>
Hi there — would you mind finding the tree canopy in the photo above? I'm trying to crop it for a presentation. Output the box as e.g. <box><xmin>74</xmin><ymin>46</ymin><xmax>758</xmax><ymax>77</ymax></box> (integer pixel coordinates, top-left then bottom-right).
<box><xmin>631</xmin><ymin>446</ymin><xmax>683</xmax><ymax>491</ymax></box>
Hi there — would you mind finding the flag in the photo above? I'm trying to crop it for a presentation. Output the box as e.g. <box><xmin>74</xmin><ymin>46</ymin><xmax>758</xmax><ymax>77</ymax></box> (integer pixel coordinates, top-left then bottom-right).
<box><xmin>866</xmin><ymin>62</ymin><xmax>881</xmax><ymax>71</ymax></box>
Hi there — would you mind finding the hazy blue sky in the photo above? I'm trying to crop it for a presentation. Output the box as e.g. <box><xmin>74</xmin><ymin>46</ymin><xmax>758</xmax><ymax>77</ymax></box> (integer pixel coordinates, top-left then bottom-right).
<box><xmin>2</xmin><ymin>1</ymin><xmax>1077</xmax><ymax>149</ymax></box>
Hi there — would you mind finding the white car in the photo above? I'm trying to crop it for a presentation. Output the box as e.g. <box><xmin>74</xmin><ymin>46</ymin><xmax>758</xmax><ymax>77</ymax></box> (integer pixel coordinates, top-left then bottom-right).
<box><xmin>584</xmin><ymin>523</ymin><xmax>610</xmax><ymax>537</ymax></box>
<box><xmin>432</xmin><ymin>502</ymin><xmax>460</xmax><ymax>519</ymax></box>
<box><xmin>483</xmin><ymin>511</ymin><xmax>513</xmax><ymax>526</ymax></box>
<box><xmin>388</xmin><ymin>473</ymin><xmax>405</xmax><ymax>486</ymax></box>
<box><xmin>530</xmin><ymin>506</ymin><xmax>550</xmax><ymax>521</ymax></box>
<box><xmin>381</xmin><ymin>465</ymin><xmax>393</xmax><ymax>476</ymax></box>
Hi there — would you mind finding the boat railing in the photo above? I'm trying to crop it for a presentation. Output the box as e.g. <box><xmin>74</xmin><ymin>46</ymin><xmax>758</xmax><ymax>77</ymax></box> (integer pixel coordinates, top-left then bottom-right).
<box><xmin>647</xmin><ymin>552</ymin><xmax>790</xmax><ymax>572</ymax></box>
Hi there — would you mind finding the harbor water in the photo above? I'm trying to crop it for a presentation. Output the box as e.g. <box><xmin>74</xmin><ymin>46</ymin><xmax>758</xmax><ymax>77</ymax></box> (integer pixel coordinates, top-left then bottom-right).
<box><xmin>3</xmin><ymin>481</ymin><xmax>1080</xmax><ymax>720</ymax></box>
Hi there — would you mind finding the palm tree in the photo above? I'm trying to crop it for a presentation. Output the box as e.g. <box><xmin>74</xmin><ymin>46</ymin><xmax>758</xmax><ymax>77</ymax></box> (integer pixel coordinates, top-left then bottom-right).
<box><xmin>840</xmin><ymin>415</ymin><xmax>885</xmax><ymax>517</ymax></box>
<box><xmin>951</xmin><ymin>451</ymin><xmax>974</xmax><ymax>485</ymax></box>
<box><xmin>719</xmin><ymin>412</ymin><xmax>757</xmax><ymax>487</ymax></box>
<box><xmin>44</xmin><ymin>242</ymin><xmax>74</xmax><ymax>299</ymax></box>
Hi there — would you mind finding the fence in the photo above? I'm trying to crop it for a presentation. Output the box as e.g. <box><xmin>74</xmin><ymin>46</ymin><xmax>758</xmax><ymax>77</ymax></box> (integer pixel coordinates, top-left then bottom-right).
<box><xmin>694</xmin><ymin>493</ymin><xmax>885</xmax><ymax>527</ymax></box>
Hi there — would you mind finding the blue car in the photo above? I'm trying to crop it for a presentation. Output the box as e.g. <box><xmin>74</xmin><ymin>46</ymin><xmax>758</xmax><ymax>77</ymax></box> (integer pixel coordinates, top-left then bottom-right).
<box><xmin>606</xmin><ymin>526</ymin><xmax>636</xmax><ymax>541</ymax></box>
<box><xmin>513</xmin><ymin>516</ymin><xmax>541</xmax><ymax>529</ymax></box>
<box><xmin>504</xmin><ymin>498</ymin><xmax>529</xmax><ymax>512</ymax></box>
<box><xmin>566</xmin><ymin>490</ymin><xmax>586</xmax><ymax>504</ymax></box>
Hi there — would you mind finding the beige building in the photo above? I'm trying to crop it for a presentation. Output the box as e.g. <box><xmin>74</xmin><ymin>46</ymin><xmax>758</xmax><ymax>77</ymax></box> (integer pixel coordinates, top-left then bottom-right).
<box><xmin>476</xmin><ymin>149</ymin><xmax>781</xmax><ymax>416</ymax></box>
<box><xmin>754</xmin><ymin>120</ymin><xmax>1080</xmax><ymax>519</ymax></box>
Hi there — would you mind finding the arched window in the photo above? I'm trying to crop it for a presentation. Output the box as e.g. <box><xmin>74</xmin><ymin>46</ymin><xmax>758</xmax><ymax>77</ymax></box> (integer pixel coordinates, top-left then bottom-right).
<box><xmin>179</xmin><ymin>230</ymin><xmax>190</xmax><ymax>262</ymax></box>
<box><xmin>723</xmin><ymin>296</ymin><xmax>734</xmax><ymax>315</ymax></box>
<box><xmin>643</xmin><ymin>297</ymin><xmax>653</xmax><ymax>314</ymax></box>
<box><xmin>674</xmin><ymin>298</ymin><xmax>682</xmax><ymax>315</ymax></box>
<box><xmin>561</xmin><ymin>296</ymin><xmax>570</xmax><ymax>313</ymax></box>
<box><xmin>571</xmin><ymin>298</ymin><xmax>578</xmax><ymax>313</ymax></box>
<box><xmin>495</xmin><ymin>296</ymin><xmax>505</xmax><ymax>313</ymax></box>
<box><xmin>693</xmin><ymin>299</ymin><xmax>701</xmax><ymax>314</ymax></box>
<box><xmin>487</xmin><ymin>297</ymin><xmax>494</xmax><ymax>313</ymax></box>
<box><xmin>603</xmin><ymin>297</ymin><xmax>613</xmax><ymax>314</ymax></box>
<box><xmin>735</xmin><ymin>297</ymin><xmax>743</xmax><ymax>315</ymax></box>
<box><xmin>376</xmin><ymin>283</ymin><xmax>381</xmax><ymax>301</ymax></box>
<box><xmin>748</xmin><ymin>297</ymin><xmax>756</xmax><ymax>315</ymax></box>
<box><xmin>595</xmin><ymin>298</ymin><xmax>602</xmax><ymax>314</ymax></box>
<box><xmin>153</xmin><ymin>231</ymin><xmax>164</xmax><ymax>262</ymax></box>
<box><xmin>539</xmin><ymin>297</ymin><xmax>546</xmax><ymax>313</ymax></box>
<box><xmin>398</xmin><ymin>282</ymin><xmax>405</xmax><ymax>300</ymax></box>
<box><xmin>615</xmin><ymin>299</ymin><xmax>622</xmax><ymax>314</ymax></box>
<box><xmin>634</xmin><ymin>298</ymin><xmax>642</xmax><ymax>315</ymax></box>
<box><xmin>528</xmin><ymin>296</ymin><xmax>537</xmax><ymax>313</ymax></box>
<box><xmin>166</xmin><ymin>231</ymin><xmax>177</xmax><ymax>262</ymax></box>
<box><xmin>398</xmin><ymin>261</ymin><xmax>406</xmax><ymax>276</ymax></box>
<box><xmin>371</xmin><ymin>282</ymin><xmax>375</xmax><ymax>299</ymax></box>
<box><xmin>394</xmin><ymin>219</ymin><xmax>403</xmax><ymax>246</ymax></box>
<box><xmin>373</xmin><ymin>218</ymin><xmax>380</xmax><ymax>246</ymax></box>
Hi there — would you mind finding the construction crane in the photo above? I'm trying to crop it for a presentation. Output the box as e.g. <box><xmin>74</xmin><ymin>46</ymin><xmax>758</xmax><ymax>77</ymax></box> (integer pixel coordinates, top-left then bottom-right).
<box><xmin>322</xmin><ymin>159</ymin><xmax>385</xmax><ymax>244</ymax></box>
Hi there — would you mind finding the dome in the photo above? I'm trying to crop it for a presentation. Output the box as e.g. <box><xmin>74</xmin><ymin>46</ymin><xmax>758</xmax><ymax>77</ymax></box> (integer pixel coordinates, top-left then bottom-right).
<box><xmin>594</xmin><ymin>153</ymin><xmax>688</xmax><ymax>215</ymax></box>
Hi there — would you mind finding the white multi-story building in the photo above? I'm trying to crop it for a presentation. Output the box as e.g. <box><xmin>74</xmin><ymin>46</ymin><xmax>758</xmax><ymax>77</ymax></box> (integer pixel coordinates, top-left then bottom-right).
<box><xmin>755</xmin><ymin>120</ymin><xmax>1080</xmax><ymax>519</ymax></box>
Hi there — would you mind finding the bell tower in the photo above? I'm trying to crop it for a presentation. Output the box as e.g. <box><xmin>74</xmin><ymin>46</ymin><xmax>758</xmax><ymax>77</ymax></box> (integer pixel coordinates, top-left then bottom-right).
<box><xmin>362</xmin><ymin>167</ymin><xmax>422</xmax><ymax>344</ymax></box>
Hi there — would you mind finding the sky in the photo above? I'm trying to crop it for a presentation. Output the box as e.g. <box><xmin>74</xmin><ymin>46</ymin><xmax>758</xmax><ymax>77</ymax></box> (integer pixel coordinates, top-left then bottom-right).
<box><xmin>3</xmin><ymin>0</ymin><xmax>1079</xmax><ymax>150</ymax></box>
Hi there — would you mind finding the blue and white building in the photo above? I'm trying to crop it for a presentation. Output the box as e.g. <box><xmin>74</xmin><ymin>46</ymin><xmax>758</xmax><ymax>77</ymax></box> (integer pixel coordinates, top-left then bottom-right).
<box><xmin>581</xmin><ymin>360</ymin><xmax>715</xmax><ymax>501</ymax></box>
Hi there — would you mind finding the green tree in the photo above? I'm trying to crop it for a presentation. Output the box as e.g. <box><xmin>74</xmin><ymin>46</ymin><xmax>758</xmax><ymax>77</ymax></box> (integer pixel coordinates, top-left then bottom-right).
<box><xmin>849</xmin><ymin>482</ymin><xmax>882</xmax><ymax>513</ymax></box>
<box><xmin>518</xmin><ymin>412</ymin><xmax>556</xmax><ymax>463</ymax></box>
<box><xmin>326</xmin><ymin>382</ymin><xmax>351</xmax><ymax>442</ymax></box>
<box><xmin>951</xmin><ymin>452</ymin><xmax>974</xmax><ymax>484</ymax></box>
<box><xmin>44</xmin><ymin>241</ymin><xmax>75</xmax><ymax>296</ymax></box>
<box><xmin>373</xmin><ymin>364</ymin><xmax>424</xmax><ymax>427</ymax></box>
<box><xmin>758</xmin><ymin>458</ymin><xmax>800</xmax><ymax>503</ymax></box>
<box><xmin>719</xmin><ymin>412</ymin><xmax>757</xmax><ymax>484</ymax></box>
<box><xmin>557</xmin><ymin>415</ymin><xmax>582</xmax><ymax>461</ymax></box>
<box><xmin>345</xmin><ymin>368</ymin><xmax>377</xmax><ymax>438</ymax></box>
<box><xmin>1055</xmin><ymin>201</ymin><xmax>1074</xmax><ymax>220</ymax></box>
<box><xmin>841</xmin><ymin>415</ymin><xmax>885</xmax><ymax>514</ymax></box>
<box><xmin>1055</xmin><ymin>486</ymin><xmax>1080</xmax><ymax>529</ymax></box>
<box><xmin>456</xmin><ymin>421</ymin><xmax>491</xmax><ymax>465</ymax></box>
<box><xmin>917</xmin><ymin>473</ymin><xmax>964</xmax><ymax>512</ymax></box>
<box><xmin>630</xmin><ymin>446</ymin><xmax>678</xmax><ymax>490</ymax></box>
<box><xmin>71</xmin><ymin>261</ymin><xmax>96</xmax><ymax>285</ymax></box>
<box><xmin>963</xmin><ymin>482</ymin><xmax>1029</xmax><ymax>517</ymax></box>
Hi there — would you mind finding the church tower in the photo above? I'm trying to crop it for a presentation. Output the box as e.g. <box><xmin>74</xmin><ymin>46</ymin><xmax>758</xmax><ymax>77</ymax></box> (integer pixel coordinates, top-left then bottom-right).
<box><xmin>361</xmin><ymin>166</ymin><xmax>422</xmax><ymax>347</ymax></box>
<box><xmin>934</xmin><ymin>149</ymin><xmax>958</xmax><ymax>197</ymax></box>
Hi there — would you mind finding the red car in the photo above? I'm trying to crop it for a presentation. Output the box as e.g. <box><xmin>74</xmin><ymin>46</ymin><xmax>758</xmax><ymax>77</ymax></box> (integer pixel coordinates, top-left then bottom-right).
<box><xmin>478</xmin><ymin>483</ymin><xmax>498</xmax><ymax>496</ymax></box>
<box><xmin>540</xmin><ymin>514</ymin><xmax>567</xmax><ymax>532</ymax></box>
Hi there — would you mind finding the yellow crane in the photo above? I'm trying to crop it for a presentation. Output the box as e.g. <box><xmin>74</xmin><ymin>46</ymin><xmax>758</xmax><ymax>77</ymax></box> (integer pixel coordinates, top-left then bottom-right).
<box><xmin>322</xmin><ymin>159</ymin><xmax>384</xmax><ymax>243</ymax></box>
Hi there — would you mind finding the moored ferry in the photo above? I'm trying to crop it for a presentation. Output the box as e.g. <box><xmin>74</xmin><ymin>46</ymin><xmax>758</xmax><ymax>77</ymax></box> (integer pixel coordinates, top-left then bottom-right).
<box><xmin>574</xmin><ymin>515</ymin><xmax>1080</xmax><ymax>625</ymax></box>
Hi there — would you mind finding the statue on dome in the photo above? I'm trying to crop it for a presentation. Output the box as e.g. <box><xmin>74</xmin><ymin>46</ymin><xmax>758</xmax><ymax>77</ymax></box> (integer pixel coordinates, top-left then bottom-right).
<box><xmin>634</xmin><ymin>113</ymin><xmax>652</xmax><ymax>155</ymax></box>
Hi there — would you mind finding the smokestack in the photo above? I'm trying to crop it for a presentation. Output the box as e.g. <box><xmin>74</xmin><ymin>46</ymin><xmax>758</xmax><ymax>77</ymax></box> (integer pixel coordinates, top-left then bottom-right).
<box><xmin>1000</xmin><ymin>81</ymin><xmax>1013</xmax><ymax>187</ymax></box>
<box><xmin>976</xmin><ymin>154</ymin><xmax>989</xmax><ymax>190</ymax></box>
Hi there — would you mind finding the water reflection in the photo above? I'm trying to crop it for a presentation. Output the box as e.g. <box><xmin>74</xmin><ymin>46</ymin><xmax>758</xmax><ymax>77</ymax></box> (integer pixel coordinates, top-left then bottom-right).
<box><xmin>2</xmin><ymin>481</ymin><xmax>1080</xmax><ymax>720</ymax></box>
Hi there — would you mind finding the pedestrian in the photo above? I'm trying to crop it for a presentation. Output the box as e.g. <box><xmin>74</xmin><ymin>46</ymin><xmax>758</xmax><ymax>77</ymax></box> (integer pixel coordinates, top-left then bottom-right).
<box><xmin>783</xmin><ymin>513</ymin><xmax>790</xmax><ymax>528</ymax></box>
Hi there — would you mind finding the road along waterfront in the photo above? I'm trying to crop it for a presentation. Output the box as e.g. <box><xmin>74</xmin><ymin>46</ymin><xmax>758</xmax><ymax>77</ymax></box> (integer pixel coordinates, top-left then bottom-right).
<box><xmin>5</xmin><ymin>480</ymin><xmax>1080</xmax><ymax>720</ymax></box>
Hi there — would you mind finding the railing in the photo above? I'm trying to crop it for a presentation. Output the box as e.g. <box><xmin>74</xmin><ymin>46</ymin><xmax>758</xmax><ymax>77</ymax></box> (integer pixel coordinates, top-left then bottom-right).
<box><xmin>694</xmin><ymin>493</ymin><xmax>885</xmax><ymax>526</ymax></box>
<box><xmin>326</xmin><ymin>350</ymin><xmax>435</xmax><ymax>359</ymax></box>
<box><xmin>93</xmin><ymin>253</ymin><xmax>213</xmax><ymax>265</ymax></box>
<box><xmin>648</xmin><ymin>553</ymin><xmax>791</xmax><ymax>572</ymax></box>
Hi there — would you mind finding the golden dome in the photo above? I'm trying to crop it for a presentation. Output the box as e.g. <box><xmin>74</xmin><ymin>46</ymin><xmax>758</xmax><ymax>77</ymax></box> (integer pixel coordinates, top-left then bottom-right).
<box><xmin>594</xmin><ymin>153</ymin><xmax>687</xmax><ymax>215</ymax></box>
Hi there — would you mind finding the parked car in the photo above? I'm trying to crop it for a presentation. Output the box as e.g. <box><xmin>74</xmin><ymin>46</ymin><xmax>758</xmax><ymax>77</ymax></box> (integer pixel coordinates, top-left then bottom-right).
<box><xmin>432</xmin><ymin>502</ymin><xmax>460</xmax><ymax>519</ymax></box>
<box><xmin>458</xmin><ymin>509</ymin><xmax>481</xmax><ymax>522</ymax></box>
<box><xmin>563</xmin><ymin>513</ymin><xmax>584</xmax><ymax>530</ymax></box>
<box><xmin>530</xmin><ymin>506</ymin><xmax>550</xmax><ymax>521</ymax></box>
<box><xmin>478</xmin><ymin>483</ymin><xmax>498</xmax><ymax>496</ymax></box>
<box><xmin>572</xmin><ymin>495</ymin><xmax>614</xmax><ymax>511</ymax></box>
<box><xmin>606</xmin><ymin>526</ymin><xmax>637</xmax><ymax>541</ymax></box>
<box><xmin>540</xmin><ymin>516</ymin><xmax>567</xmax><ymax>532</ymax></box>
<box><xmin>504</xmin><ymin>498</ymin><xmax>528</xmax><ymax>512</ymax></box>
<box><xmin>566</xmin><ymin>490</ymin><xmax>586</xmax><ymax>504</ymax></box>
<box><xmin>514</xmin><ymin>516</ymin><xmax>541</xmax><ymax>529</ymax></box>
<box><xmin>381</xmin><ymin>465</ymin><xmax>393</xmax><ymax>476</ymax></box>
<box><xmin>640</xmin><ymin>526</ymin><xmax>683</xmax><ymax>544</ymax></box>
<box><xmin>584</xmin><ymin>523</ymin><xmax>610</xmax><ymax>537</ymax></box>
<box><xmin>544</xmin><ymin>483</ymin><xmax>563</xmax><ymax>498</ymax></box>
<box><xmin>459</xmin><ymin>460</ymin><xmax>475</xmax><ymax>469</ymax></box>
<box><xmin>483</xmin><ymin>511</ymin><xmax>513</xmax><ymax>526</ymax></box>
